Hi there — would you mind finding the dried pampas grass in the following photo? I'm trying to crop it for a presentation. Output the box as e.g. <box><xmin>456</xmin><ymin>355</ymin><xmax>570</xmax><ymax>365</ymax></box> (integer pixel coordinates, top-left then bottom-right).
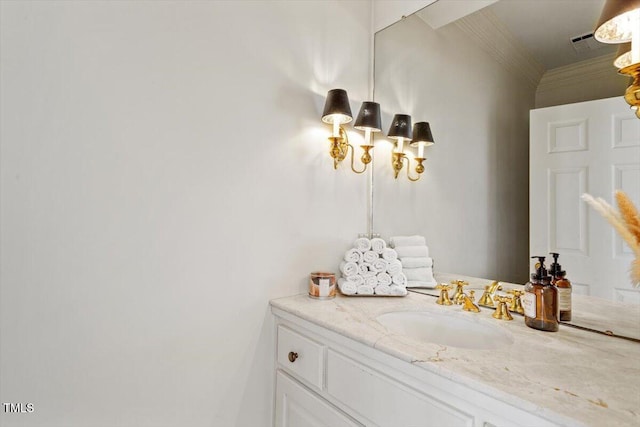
<box><xmin>582</xmin><ymin>191</ymin><xmax>640</xmax><ymax>286</ymax></box>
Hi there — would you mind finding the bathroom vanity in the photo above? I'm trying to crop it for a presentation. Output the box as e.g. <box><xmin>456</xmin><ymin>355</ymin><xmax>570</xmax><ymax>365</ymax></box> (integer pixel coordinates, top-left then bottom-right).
<box><xmin>270</xmin><ymin>274</ymin><xmax>640</xmax><ymax>427</ymax></box>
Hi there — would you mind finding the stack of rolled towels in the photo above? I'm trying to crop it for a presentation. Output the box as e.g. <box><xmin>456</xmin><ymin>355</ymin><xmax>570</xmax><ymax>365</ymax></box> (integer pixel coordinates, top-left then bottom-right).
<box><xmin>338</xmin><ymin>237</ymin><xmax>408</xmax><ymax>296</ymax></box>
<box><xmin>389</xmin><ymin>235</ymin><xmax>436</xmax><ymax>288</ymax></box>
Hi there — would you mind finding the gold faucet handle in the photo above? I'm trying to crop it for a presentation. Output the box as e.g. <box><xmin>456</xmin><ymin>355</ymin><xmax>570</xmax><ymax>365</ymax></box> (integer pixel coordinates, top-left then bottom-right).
<box><xmin>450</xmin><ymin>280</ymin><xmax>469</xmax><ymax>287</ymax></box>
<box><xmin>506</xmin><ymin>290</ymin><xmax>525</xmax><ymax>315</ymax></box>
<box><xmin>435</xmin><ymin>283</ymin><xmax>453</xmax><ymax>306</ymax></box>
<box><xmin>450</xmin><ymin>280</ymin><xmax>469</xmax><ymax>305</ymax></box>
<box><xmin>492</xmin><ymin>295</ymin><xmax>514</xmax><ymax>320</ymax></box>
<box><xmin>478</xmin><ymin>285</ymin><xmax>495</xmax><ymax>307</ymax></box>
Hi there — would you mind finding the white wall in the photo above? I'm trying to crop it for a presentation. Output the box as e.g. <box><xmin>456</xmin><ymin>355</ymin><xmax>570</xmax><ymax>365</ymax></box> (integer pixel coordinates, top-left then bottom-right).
<box><xmin>0</xmin><ymin>1</ymin><xmax>371</xmax><ymax>426</ymax></box>
<box><xmin>373</xmin><ymin>15</ymin><xmax>534</xmax><ymax>283</ymax></box>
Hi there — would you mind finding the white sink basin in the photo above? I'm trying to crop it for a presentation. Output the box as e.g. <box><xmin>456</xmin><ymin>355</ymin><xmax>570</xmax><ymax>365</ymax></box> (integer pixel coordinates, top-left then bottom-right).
<box><xmin>376</xmin><ymin>310</ymin><xmax>514</xmax><ymax>350</ymax></box>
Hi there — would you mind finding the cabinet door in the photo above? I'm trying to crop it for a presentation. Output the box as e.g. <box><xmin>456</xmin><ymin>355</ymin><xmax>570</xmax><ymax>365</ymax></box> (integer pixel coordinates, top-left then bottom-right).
<box><xmin>326</xmin><ymin>350</ymin><xmax>473</xmax><ymax>427</ymax></box>
<box><xmin>275</xmin><ymin>370</ymin><xmax>362</xmax><ymax>427</ymax></box>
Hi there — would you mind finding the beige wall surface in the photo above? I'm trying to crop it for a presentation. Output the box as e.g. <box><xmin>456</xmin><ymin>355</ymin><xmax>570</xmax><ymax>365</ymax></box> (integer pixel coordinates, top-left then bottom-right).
<box><xmin>0</xmin><ymin>1</ymin><xmax>372</xmax><ymax>426</ymax></box>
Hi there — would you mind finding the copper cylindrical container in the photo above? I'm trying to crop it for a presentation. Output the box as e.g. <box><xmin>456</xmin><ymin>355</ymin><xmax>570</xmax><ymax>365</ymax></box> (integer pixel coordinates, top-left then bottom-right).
<box><xmin>309</xmin><ymin>272</ymin><xmax>336</xmax><ymax>299</ymax></box>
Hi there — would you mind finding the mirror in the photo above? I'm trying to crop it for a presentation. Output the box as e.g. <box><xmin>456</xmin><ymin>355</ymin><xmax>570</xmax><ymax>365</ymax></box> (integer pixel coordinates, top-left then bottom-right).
<box><xmin>372</xmin><ymin>0</ymin><xmax>637</xmax><ymax>325</ymax></box>
<box><xmin>372</xmin><ymin>0</ymin><xmax>622</xmax><ymax>282</ymax></box>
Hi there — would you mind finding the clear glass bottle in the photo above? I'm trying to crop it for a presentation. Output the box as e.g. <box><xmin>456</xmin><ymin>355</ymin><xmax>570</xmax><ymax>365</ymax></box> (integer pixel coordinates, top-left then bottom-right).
<box><xmin>523</xmin><ymin>256</ymin><xmax>559</xmax><ymax>332</ymax></box>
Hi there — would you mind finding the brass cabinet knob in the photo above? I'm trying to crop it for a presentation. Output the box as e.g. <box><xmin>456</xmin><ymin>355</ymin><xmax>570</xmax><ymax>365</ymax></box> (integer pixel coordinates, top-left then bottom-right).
<box><xmin>288</xmin><ymin>351</ymin><xmax>298</xmax><ymax>363</ymax></box>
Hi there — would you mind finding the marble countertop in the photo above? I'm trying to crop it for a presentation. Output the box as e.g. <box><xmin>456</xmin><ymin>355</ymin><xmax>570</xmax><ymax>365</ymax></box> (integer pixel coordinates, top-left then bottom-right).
<box><xmin>270</xmin><ymin>272</ymin><xmax>640</xmax><ymax>427</ymax></box>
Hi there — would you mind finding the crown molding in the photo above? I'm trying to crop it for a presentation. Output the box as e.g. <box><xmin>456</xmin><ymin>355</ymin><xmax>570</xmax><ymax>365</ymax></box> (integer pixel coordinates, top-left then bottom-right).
<box><xmin>454</xmin><ymin>9</ymin><xmax>545</xmax><ymax>89</ymax></box>
<box><xmin>536</xmin><ymin>53</ymin><xmax>622</xmax><ymax>93</ymax></box>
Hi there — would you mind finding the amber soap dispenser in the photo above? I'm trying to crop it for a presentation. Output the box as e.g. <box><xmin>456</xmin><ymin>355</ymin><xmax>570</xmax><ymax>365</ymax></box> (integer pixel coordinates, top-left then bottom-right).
<box><xmin>549</xmin><ymin>252</ymin><xmax>572</xmax><ymax>321</ymax></box>
<box><xmin>523</xmin><ymin>256</ymin><xmax>559</xmax><ymax>332</ymax></box>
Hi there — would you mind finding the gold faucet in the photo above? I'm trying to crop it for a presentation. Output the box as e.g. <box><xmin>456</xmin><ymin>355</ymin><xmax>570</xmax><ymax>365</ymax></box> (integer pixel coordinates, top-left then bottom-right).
<box><xmin>462</xmin><ymin>290</ymin><xmax>481</xmax><ymax>313</ymax></box>
<box><xmin>507</xmin><ymin>289</ymin><xmax>525</xmax><ymax>315</ymax></box>
<box><xmin>451</xmin><ymin>280</ymin><xmax>469</xmax><ymax>305</ymax></box>
<box><xmin>435</xmin><ymin>283</ymin><xmax>453</xmax><ymax>305</ymax></box>
<box><xmin>478</xmin><ymin>281</ymin><xmax>502</xmax><ymax>308</ymax></box>
<box><xmin>492</xmin><ymin>295</ymin><xmax>513</xmax><ymax>321</ymax></box>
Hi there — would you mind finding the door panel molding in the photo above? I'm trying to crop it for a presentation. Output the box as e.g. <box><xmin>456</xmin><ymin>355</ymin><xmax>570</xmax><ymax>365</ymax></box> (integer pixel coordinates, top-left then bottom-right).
<box><xmin>547</xmin><ymin>118</ymin><xmax>588</xmax><ymax>153</ymax></box>
<box><xmin>547</xmin><ymin>167</ymin><xmax>588</xmax><ymax>255</ymax></box>
<box><xmin>612</xmin><ymin>163</ymin><xmax>640</xmax><ymax>258</ymax></box>
<box><xmin>612</xmin><ymin>113</ymin><xmax>640</xmax><ymax>149</ymax></box>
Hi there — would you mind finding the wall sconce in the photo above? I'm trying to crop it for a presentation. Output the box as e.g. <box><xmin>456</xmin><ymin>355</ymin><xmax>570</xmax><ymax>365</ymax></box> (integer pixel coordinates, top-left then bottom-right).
<box><xmin>594</xmin><ymin>0</ymin><xmax>640</xmax><ymax>118</ymax></box>
<box><xmin>408</xmin><ymin>122</ymin><xmax>435</xmax><ymax>182</ymax></box>
<box><xmin>321</xmin><ymin>89</ymin><xmax>381</xmax><ymax>173</ymax></box>
<box><xmin>387</xmin><ymin>117</ymin><xmax>435</xmax><ymax>182</ymax></box>
<box><xmin>353</xmin><ymin>101</ymin><xmax>382</xmax><ymax>172</ymax></box>
<box><xmin>387</xmin><ymin>114</ymin><xmax>412</xmax><ymax>179</ymax></box>
<box><xmin>319</xmin><ymin>89</ymin><xmax>432</xmax><ymax>182</ymax></box>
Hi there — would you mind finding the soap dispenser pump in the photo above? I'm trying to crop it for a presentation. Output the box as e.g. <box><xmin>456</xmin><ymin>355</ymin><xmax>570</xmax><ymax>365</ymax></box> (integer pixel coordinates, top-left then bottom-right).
<box><xmin>523</xmin><ymin>256</ymin><xmax>559</xmax><ymax>332</ymax></box>
<box><xmin>549</xmin><ymin>252</ymin><xmax>572</xmax><ymax>321</ymax></box>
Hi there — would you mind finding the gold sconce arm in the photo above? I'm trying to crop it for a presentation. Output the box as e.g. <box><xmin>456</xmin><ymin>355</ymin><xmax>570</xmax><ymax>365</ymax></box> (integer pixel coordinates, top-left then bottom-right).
<box><xmin>402</xmin><ymin>156</ymin><xmax>426</xmax><ymax>182</ymax></box>
<box><xmin>347</xmin><ymin>144</ymin><xmax>373</xmax><ymax>174</ymax></box>
<box><xmin>329</xmin><ymin>127</ymin><xmax>373</xmax><ymax>173</ymax></box>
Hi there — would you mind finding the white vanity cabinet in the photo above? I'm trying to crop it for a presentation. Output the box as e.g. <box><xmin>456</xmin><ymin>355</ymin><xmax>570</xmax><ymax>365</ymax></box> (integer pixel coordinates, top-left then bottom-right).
<box><xmin>272</xmin><ymin>307</ymin><xmax>560</xmax><ymax>427</ymax></box>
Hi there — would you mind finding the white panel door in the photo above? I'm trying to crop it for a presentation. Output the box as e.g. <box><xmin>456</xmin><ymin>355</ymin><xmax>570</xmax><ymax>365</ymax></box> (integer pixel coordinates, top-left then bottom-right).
<box><xmin>530</xmin><ymin>97</ymin><xmax>640</xmax><ymax>302</ymax></box>
<box><xmin>275</xmin><ymin>371</ymin><xmax>363</xmax><ymax>427</ymax></box>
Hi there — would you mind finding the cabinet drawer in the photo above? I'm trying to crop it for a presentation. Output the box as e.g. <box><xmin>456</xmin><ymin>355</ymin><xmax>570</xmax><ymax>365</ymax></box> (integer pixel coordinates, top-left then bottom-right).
<box><xmin>326</xmin><ymin>349</ymin><xmax>473</xmax><ymax>427</ymax></box>
<box><xmin>277</xmin><ymin>325</ymin><xmax>324</xmax><ymax>390</ymax></box>
<box><xmin>275</xmin><ymin>370</ymin><xmax>363</xmax><ymax>427</ymax></box>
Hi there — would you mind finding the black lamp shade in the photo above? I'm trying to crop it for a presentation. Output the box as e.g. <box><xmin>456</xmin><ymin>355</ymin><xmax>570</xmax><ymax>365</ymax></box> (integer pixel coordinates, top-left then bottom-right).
<box><xmin>321</xmin><ymin>89</ymin><xmax>353</xmax><ymax>124</ymax></box>
<box><xmin>354</xmin><ymin>102</ymin><xmax>382</xmax><ymax>132</ymax></box>
<box><xmin>410</xmin><ymin>122</ymin><xmax>435</xmax><ymax>147</ymax></box>
<box><xmin>387</xmin><ymin>114</ymin><xmax>412</xmax><ymax>140</ymax></box>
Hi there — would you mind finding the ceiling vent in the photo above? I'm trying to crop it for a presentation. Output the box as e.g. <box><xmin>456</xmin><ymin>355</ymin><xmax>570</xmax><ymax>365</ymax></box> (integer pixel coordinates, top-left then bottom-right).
<box><xmin>570</xmin><ymin>32</ymin><xmax>605</xmax><ymax>54</ymax></box>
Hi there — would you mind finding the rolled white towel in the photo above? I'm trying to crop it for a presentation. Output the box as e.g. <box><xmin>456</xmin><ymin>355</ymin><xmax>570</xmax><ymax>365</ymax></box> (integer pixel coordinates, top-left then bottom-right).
<box><xmin>340</xmin><ymin>261</ymin><xmax>359</xmax><ymax>277</ymax></box>
<box><xmin>338</xmin><ymin>278</ymin><xmax>357</xmax><ymax>295</ymax></box>
<box><xmin>354</xmin><ymin>237</ymin><xmax>371</xmax><ymax>252</ymax></box>
<box><xmin>390</xmin><ymin>284</ymin><xmax>408</xmax><ymax>296</ymax></box>
<box><xmin>346</xmin><ymin>275</ymin><xmax>364</xmax><ymax>286</ymax></box>
<box><xmin>400</xmin><ymin>257</ymin><xmax>433</xmax><ymax>268</ymax></box>
<box><xmin>392</xmin><ymin>273</ymin><xmax>407</xmax><ymax>286</ymax></box>
<box><xmin>403</xmin><ymin>267</ymin><xmax>435</xmax><ymax>282</ymax></box>
<box><xmin>381</xmin><ymin>248</ymin><xmax>398</xmax><ymax>262</ymax></box>
<box><xmin>357</xmin><ymin>285</ymin><xmax>374</xmax><ymax>295</ymax></box>
<box><xmin>387</xmin><ymin>259</ymin><xmax>403</xmax><ymax>276</ymax></box>
<box><xmin>394</xmin><ymin>246</ymin><xmax>429</xmax><ymax>258</ymax></box>
<box><xmin>377</xmin><ymin>272</ymin><xmax>392</xmax><ymax>286</ymax></box>
<box><xmin>362</xmin><ymin>250</ymin><xmax>378</xmax><ymax>264</ymax></box>
<box><xmin>361</xmin><ymin>269</ymin><xmax>377</xmax><ymax>278</ymax></box>
<box><xmin>406</xmin><ymin>280</ymin><xmax>437</xmax><ymax>289</ymax></box>
<box><xmin>372</xmin><ymin>258</ymin><xmax>389</xmax><ymax>273</ymax></box>
<box><xmin>344</xmin><ymin>248</ymin><xmax>362</xmax><ymax>263</ymax></box>
<box><xmin>390</xmin><ymin>235</ymin><xmax>426</xmax><ymax>248</ymax></box>
<box><xmin>357</xmin><ymin>262</ymin><xmax>369</xmax><ymax>275</ymax></box>
<box><xmin>370</xmin><ymin>237</ymin><xmax>387</xmax><ymax>254</ymax></box>
<box><xmin>374</xmin><ymin>284</ymin><xmax>391</xmax><ymax>295</ymax></box>
<box><xmin>364</xmin><ymin>275</ymin><xmax>378</xmax><ymax>287</ymax></box>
